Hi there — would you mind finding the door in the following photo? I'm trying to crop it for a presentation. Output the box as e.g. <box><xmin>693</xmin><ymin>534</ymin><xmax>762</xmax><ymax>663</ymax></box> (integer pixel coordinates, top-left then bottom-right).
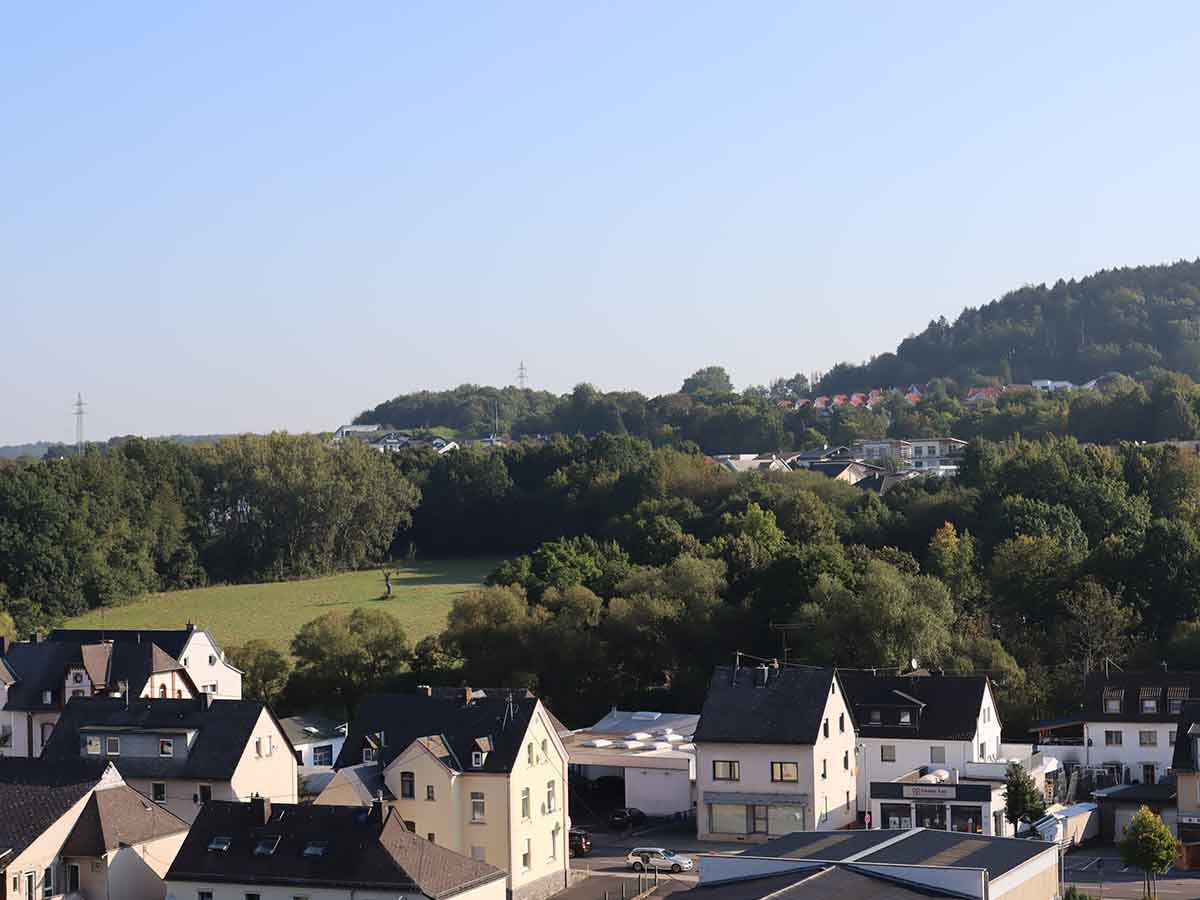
<box><xmin>25</xmin><ymin>873</ymin><xmax>35</xmax><ymax>898</ymax></box>
<box><xmin>1143</xmin><ymin>764</ymin><xmax>1156</xmax><ymax>784</ymax></box>
<box><xmin>68</xmin><ymin>864</ymin><xmax>80</xmax><ymax>892</ymax></box>
<box><xmin>751</xmin><ymin>805</ymin><xmax>768</xmax><ymax>834</ymax></box>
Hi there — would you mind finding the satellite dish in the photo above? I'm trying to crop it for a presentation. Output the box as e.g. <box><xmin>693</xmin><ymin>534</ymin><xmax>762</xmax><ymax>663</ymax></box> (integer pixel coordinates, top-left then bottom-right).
<box><xmin>910</xmin><ymin>658</ymin><xmax>919</xmax><ymax>671</ymax></box>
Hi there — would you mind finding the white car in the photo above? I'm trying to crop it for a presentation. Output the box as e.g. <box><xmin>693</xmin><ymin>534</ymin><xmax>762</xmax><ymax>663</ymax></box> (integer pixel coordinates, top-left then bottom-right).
<box><xmin>626</xmin><ymin>848</ymin><xmax>695</xmax><ymax>873</ymax></box>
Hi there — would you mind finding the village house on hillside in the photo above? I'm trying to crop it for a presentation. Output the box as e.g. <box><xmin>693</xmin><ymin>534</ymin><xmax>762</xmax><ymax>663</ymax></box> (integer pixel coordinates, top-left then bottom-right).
<box><xmin>318</xmin><ymin>687</ymin><xmax>570</xmax><ymax>900</ymax></box>
<box><xmin>0</xmin><ymin>758</ymin><xmax>188</xmax><ymax>900</ymax></box>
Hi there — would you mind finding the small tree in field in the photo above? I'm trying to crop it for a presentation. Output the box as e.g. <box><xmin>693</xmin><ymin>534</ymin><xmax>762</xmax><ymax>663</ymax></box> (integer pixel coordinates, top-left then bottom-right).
<box><xmin>1119</xmin><ymin>805</ymin><xmax>1178</xmax><ymax>899</ymax></box>
<box><xmin>1003</xmin><ymin>762</ymin><xmax>1046</xmax><ymax>829</ymax></box>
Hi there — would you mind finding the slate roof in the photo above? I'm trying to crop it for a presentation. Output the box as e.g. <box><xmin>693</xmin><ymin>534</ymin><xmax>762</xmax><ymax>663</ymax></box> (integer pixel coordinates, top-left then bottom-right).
<box><xmin>0</xmin><ymin>758</ymin><xmax>106</xmax><ymax>858</ymax></box>
<box><xmin>1078</xmin><ymin>671</ymin><xmax>1200</xmax><ymax>724</ymax></box>
<box><xmin>1172</xmin><ymin>700</ymin><xmax>1200</xmax><ymax>771</ymax></box>
<box><xmin>41</xmin><ymin>697</ymin><xmax>284</xmax><ymax>780</ymax></box>
<box><xmin>1094</xmin><ymin>783</ymin><xmax>1177</xmax><ymax>804</ymax></box>
<box><xmin>683</xmin><ymin>867</ymin><xmax>953</xmax><ymax>899</ymax></box>
<box><xmin>335</xmin><ymin>692</ymin><xmax>539</xmax><ymax>771</ymax></box>
<box><xmin>167</xmin><ymin>801</ymin><xmax>505</xmax><ymax>898</ymax></box>
<box><xmin>47</xmin><ymin>627</ymin><xmax>200</xmax><ymax>661</ymax></box>
<box><xmin>61</xmin><ymin>782</ymin><xmax>188</xmax><ymax>856</ymax></box>
<box><xmin>2</xmin><ymin>640</ymin><xmax>192</xmax><ymax>710</ymax></box>
<box><xmin>280</xmin><ymin>714</ymin><xmax>345</xmax><ymax>746</ymax></box>
<box><xmin>694</xmin><ymin>666</ymin><xmax>840</xmax><ymax>745</ymax></box>
<box><xmin>838</xmin><ymin>672</ymin><xmax>990</xmax><ymax>741</ymax></box>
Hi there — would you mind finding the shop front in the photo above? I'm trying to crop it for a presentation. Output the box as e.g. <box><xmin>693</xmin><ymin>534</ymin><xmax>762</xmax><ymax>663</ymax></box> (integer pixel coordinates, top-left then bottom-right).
<box><xmin>870</xmin><ymin>779</ymin><xmax>1005</xmax><ymax>836</ymax></box>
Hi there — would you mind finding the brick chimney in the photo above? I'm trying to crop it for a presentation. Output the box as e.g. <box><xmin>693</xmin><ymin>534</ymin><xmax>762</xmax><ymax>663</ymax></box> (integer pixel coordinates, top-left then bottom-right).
<box><xmin>250</xmin><ymin>795</ymin><xmax>271</xmax><ymax>824</ymax></box>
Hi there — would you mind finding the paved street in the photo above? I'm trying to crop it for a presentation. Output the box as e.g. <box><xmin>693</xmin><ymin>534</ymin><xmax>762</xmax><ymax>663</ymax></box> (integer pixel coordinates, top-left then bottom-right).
<box><xmin>1063</xmin><ymin>850</ymin><xmax>1200</xmax><ymax>899</ymax></box>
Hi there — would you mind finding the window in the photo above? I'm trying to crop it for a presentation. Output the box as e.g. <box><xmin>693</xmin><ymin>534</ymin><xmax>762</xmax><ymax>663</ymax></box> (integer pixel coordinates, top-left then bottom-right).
<box><xmin>209</xmin><ymin>654</ymin><xmax>216</xmax><ymax>665</ymax></box>
<box><xmin>1105</xmin><ymin>730</ymin><xmax>1123</xmax><ymax>746</ymax></box>
<box><xmin>199</xmin><ymin>893</ymin><xmax>213</xmax><ymax>900</ymax></box>
<box><xmin>839</xmin><ymin>713</ymin><xmax>845</xmax><ymax>733</ymax></box>
<box><xmin>426</xmin><ymin>784</ymin><xmax>436</xmax><ymax>801</ymax></box>
<box><xmin>245</xmin><ymin>894</ymin><xmax>261</xmax><ymax>900</ymax></box>
<box><xmin>106</xmin><ymin>736</ymin><xmax>120</xmax><ymax>755</ymax></box>
<box><xmin>899</xmin><ymin>710</ymin><xmax>911</xmax><ymax>725</ymax></box>
<box><xmin>522</xmin><ymin>838</ymin><xmax>532</xmax><ymax>870</ymax></box>
<box><xmin>255</xmin><ymin>735</ymin><xmax>272</xmax><ymax>757</ymax></box>
<box><xmin>823</xmin><ymin>718</ymin><xmax>829</xmax><ymax>738</ymax></box>
<box><xmin>771</xmin><ymin>761</ymin><xmax>799</xmax><ymax>782</ymax></box>
<box><xmin>400</xmin><ymin>771</ymin><xmax>415</xmax><ymax>799</ymax></box>
<box><xmin>159</xmin><ymin>684</ymin><xmax>167</xmax><ymax>698</ymax></box>
<box><xmin>42</xmin><ymin>690</ymin><xmax>51</xmax><ymax>704</ymax></box>
<box><xmin>199</xmin><ymin>784</ymin><xmax>212</xmax><ymax>804</ymax></box>
<box><xmin>71</xmin><ymin>689</ymin><xmax>84</xmax><ymax>698</ymax></box>
<box><xmin>843</xmin><ymin>750</ymin><xmax>849</xmax><ymax>770</ymax></box>
<box><xmin>203</xmin><ymin>683</ymin><xmax>218</xmax><ymax>694</ymax></box>
<box><xmin>1171</xmin><ymin>730</ymin><xmax>1177</xmax><ymax>746</ymax></box>
<box><xmin>1171</xmin><ymin>699</ymin><xmax>1184</xmax><ymax>714</ymax></box>
<box><xmin>152</xmin><ymin>782</ymin><xmax>166</xmax><ymax>804</ymax></box>
<box><xmin>931</xmin><ymin>746</ymin><xmax>946</xmax><ymax>764</ymax></box>
<box><xmin>983</xmin><ymin>706</ymin><xmax>990</xmax><ymax>723</ymax></box>
<box><xmin>979</xmin><ymin>742</ymin><xmax>987</xmax><ymax>759</ymax></box>
<box><xmin>256</xmin><ymin>738</ymin><xmax>263</xmax><ymax>757</ymax></box>
<box><xmin>253</xmin><ymin>836</ymin><xmax>280</xmax><ymax>856</ymax></box>
<box><xmin>541</xmin><ymin>738</ymin><xmax>548</xmax><ymax>756</ymax></box>
<box><xmin>428</xmin><ymin>832</ymin><xmax>436</xmax><ymax>843</ymax></box>
<box><xmin>547</xmin><ymin>779</ymin><xmax>556</xmax><ymax>812</ymax></box>
<box><xmin>302</xmin><ymin>841</ymin><xmax>329</xmax><ymax>858</ymax></box>
<box><xmin>712</xmin><ymin>760</ymin><xmax>740</xmax><ymax>781</ymax></box>
<box><xmin>869</xmin><ymin>710</ymin><xmax>881</xmax><ymax>724</ymax></box>
<box><xmin>472</xmin><ymin>751</ymin><xmax>484</xmax><ymax>767</ymax></box>
<box><xmin>471</xmin><ymin>792</ymin><xmax>485</xmax><ymax>821</ymax></box>
<box><xmin>1140</xmin><ymin>730</ymin><xmax>1158</xmax><ymax>747</ymax></box>
<box><xmin>821</xmin><ymin>759</ymin><xmax>827</xmax><ymax>779</ymax></box>
<box><xmin>881</xmin><ymin>745</ymin><xmax>896</xmax><ymax>762</ymax></box>
<box><xmin>175</xmin><ymin>689</ymin><xmax>183</xmax><ymax>698</ymax></box>
<box><xmin>550</xmin><ymin>825</ymin><xmax>558</xmax><ymax>859</ymax></box>
<box><xmin>86</xmin><ymin>736</ymin><xmax>101</xmax><ymax>755</ymax></box>
<box><xmin>1142</xmin><ymin>699</ymin><xmax>1159</xmax><ymax>714</ymax></box>
<box><xmin>363</xmin><ymin>748</ymin><xmax>376</xmax><ymax>763</ymax></box>
<box><xmin>42</xmin><ymin>867</ymin><xmax>53</xmax><ymax>899</ymax></box>
<box><xmin>471</xmin><ymin>846</ymin><xmax>486</xmax><ymax>862</ymax></box>
<box><xmin>845</xmin><ymin>791</ymin><xmax>851</xmax><ymax>811</ymax></box>
<box><xmin>521</xmin><ymin>787</ymin><xmax>531</xmax><ymax>819</ymax></box>
<box><xmin>207</xmin><ymin>836</ymin><xmax>232</xmax><ymax>852</ymax></box>
<box><xmin>160</xmin><ymin>738</ymin><xmax>174</xmax><ymax>757</ymax></box>
<box><xmin>528</xmin><ymin>743</ymin><xmax>534</xmax><ymax>765</ymax></box>
<box><xmin>1104</xmin><ymin>698</ymin><xmax>1122</xmax><ymax>714</ymax></box>
<box><xmin>313</xmin><ymin>744</ymin><xmax>333</xmax><ymax>766</ymax></box>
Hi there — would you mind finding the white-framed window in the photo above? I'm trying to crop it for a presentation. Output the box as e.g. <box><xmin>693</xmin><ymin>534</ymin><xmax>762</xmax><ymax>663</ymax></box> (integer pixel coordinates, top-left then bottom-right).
<box><xmin>527</xmin><ymin>743</ymin><xmax>534</xmax><ymax>766</ymax></box>
<box><xmin>313</xmin><ymin>744</ymin><xmax>333</xmax><ymax>766</ymax></box>
<box><xmin>1140</xmin><ymin>731</ymin><xmax>1158</xmax><ymax>746</ymax></box>
<box><xmin>1171</xmin><ymin>731</ymin><xmax>1177</xmax><ymax>746</ymax></box>
<box><xmin>521</xmin><ymin>787</ymin><xmax>531</xmax><ymax>819</ymax></box>
<box><xmin>823</xmin><ymin>718</ymin><xmax>829</xmax><ymax>738</ymax></box>
<box><xmin>471</xmin><ymin>792</ymin><xmax>485</xmax><ymax>821</ymax></box>
<box><xmin>522</xmin><ymin>838</ymin><xmax>532</xmax><ymax>870</ymax></box>
<box><xmin>400</xmin><ymin>771</ymin><xmax>415</xmax><ymax>799</ymax></box>
<box><xmin>426</xmin><ymin>784</ymin><xmax>436</xmax><ymax>801</ymax></box>
<box><xmin>550</xmin><ymin>825</ymin><xmax>559</xmax><ymax>859</ymax></box>
<box><xmin>160</xmin><ymin>739</ymin><xmax>174</xmax><ymax>757</ymax></box>
<box><xmin>472</xmin><ymin>751</ymin><xmax>484</xmax><ymax>767</ymax></box>
<box><xmin>839</xmin><ymin>713</ymin><xmax>845</xmax><ymax>733</ymax></box>
<box><xmin>1105</xmin><ymin>730</ymin><xmax>1123</xmax><ymax>746</ymax></box>
<box><xmin>712</xmin><ymin>760</ymin><xmax>740</xmax><ymax>781</ymax></box>
<box><xmin>106</xmin><ymin>736</ymin><xmax>120</xmax><ymax>755</ymax></box>
<box><xmin>1104</xmin><ymin>698</ymin><xmax>1121</xmax><ymax>714</ymax></box>
<box><xmin>152</xmin><ymin>782</ymin><xmax>166</xmax><ymax>804</ymax></box>
<box><xmin>843</xmin><ymin>750</ymin><xmax>849</xmax><ymax>770</ymax></box>
<box><xmin>979</xmin><ymin>741</ymin><xmax>986</xmax><ymax>758</ymax></box>
<box><xmin>983</xmin><ymin>706</ymin><xmax>990</xmax><ymax>723</ymax></box>
<box><xmin>85</xmin><ymin>736</ymin><xmax>101</xmax><ymax>755</ymax></box>
<box><xmin>42</xmin><ymin>867</ymin><xmax>53</xmax><ymax>899</ymax></box>
<box><xmin>41</xmin><ymin>691</ymin><xmax>51</xmax><ymax>705</ymax></box>
<box><xmin>541</xmin><ymin>738</ymin><xmax>548</xmax><ymax>756</ymax></box>
<box><xmin>821</xmin><ymin>758</ymin><xmax>827</xmax><ymax>779</ymax></box>
<box><xmin>547</xmin><ymin>779</ymin><xmax>556</xmax><ymax>812</ymax></box>
<box><xmin>931</xmin><ymin>746</ymin><xmax>946</xmax><ymax>764</ymax></box>
<box><xmin>899</xmin><ymin>711</ymin><xmax>911</xmax><ymax>725</ymax></box>
<box><xmin>208</xmin><ymin>655</ymin><xmax>216</xmax><ymax>665</ymax></box>
<box><xmin>362</xmin><ymin>748</ymin><xmax>376</xmax><ymax>763</ymax></box>
<box><xmin>1171</xmin><ymin>699</ymin><xmax>1184</xmax><ymax>714</ymax></box>
<box><xmin>1142</xmin><ymin>699</ymin><xmax>1159</xmax><ymax>714</ymax></box>
<box><xmin>881</xmin><ymin>745</ymin><xmax>896</xmax><ymax>762</ymax></box>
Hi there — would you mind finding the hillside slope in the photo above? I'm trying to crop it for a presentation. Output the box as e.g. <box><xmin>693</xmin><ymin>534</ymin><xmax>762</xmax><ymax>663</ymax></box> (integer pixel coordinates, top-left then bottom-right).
<box><xmin>817</xmin><ymin>258</ymin><xmax>1200</xmax><ymax>394</ymax></box>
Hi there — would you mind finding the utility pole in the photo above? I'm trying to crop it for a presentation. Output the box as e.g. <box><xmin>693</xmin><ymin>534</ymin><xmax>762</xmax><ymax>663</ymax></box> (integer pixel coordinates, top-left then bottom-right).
<box><xmin>517</xmin><ymin>360</ymin><xmax>529</xmax><ymax>391</ymax></box>
<box><xmin>73</xmin><ymin>393</ymin><xmax>87</xmax><ymax>454</ymax></box>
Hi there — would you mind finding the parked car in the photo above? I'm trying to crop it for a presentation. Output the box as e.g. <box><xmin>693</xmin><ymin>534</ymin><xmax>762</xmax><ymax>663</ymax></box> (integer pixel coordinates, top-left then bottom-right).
<box><xmin>626</xmin><ymin>848</ymin><xmax>694</xmax><ymax>873</ymax></box>
<box><xmin>609</xmin><ymin>807</ymin><xmax>647</xmax><ymax>830</ymax></box>
<box><xmin>568</xmin><ymin>829</ymin><xmax>592</xmax><ymax>858</ymax></box>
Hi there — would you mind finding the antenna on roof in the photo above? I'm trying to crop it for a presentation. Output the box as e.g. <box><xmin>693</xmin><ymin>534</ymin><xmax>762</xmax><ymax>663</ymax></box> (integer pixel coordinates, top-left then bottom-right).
<box><xmin>502</xmin><ymin>692</ymin><xmax>516</xmax><ymax>729</ymax></box>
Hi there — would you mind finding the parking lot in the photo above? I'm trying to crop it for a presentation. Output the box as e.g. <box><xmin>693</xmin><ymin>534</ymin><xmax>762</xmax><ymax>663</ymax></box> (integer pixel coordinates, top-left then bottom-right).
<box><xmin>1064</xmin><ymin>850</ymin><xmax>1200</xmax><ymax>899</ymax></box>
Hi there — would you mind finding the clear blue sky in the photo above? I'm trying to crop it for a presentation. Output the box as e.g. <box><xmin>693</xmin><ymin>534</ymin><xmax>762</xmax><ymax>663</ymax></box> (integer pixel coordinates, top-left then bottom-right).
<box><xmin>3</xmin><ymin>2</ymin><xmax>1199</xmax><ymax>444</ymax></box>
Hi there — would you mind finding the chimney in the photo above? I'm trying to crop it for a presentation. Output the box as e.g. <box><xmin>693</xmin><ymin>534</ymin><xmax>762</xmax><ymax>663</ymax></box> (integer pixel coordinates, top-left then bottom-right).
<box><xmin>371</xmin><ymin>793</ymin><xmax>385</xmax><ymax>825</ymax></box>
<box><xmin>416</xmin><ymin>684</ymin><xmax>432</xmax><ymax>697</ymax></box>
<box><xmin>202</xmin><ymin>691</ymin><xmax>215</xmax><ymax>711</ymax></box>
<box><xmin>250</xmin><ymin>795</ymin><xmax>271</xmax><ymax>825</ymax></box>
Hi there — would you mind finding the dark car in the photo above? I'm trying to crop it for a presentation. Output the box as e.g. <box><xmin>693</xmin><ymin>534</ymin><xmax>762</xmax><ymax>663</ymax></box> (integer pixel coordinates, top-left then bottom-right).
<box><xmin>568</xmin><ymin>828</ymin><xmax>592</xmax><ymax>858</ymax></box>
<box><xmin>608</xmin><ymin>807</ymin><xmax>647</xmax><ymax>830</ymax></box>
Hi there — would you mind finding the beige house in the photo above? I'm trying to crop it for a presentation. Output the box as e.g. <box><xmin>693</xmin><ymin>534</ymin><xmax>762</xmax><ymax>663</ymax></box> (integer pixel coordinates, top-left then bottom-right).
<box><xmin>1171</xmin><ymin>700</ymin><xmax>1200</xmax><ymax>868</ymax></box>
<box><xmin>166</xmin><ymin>797</ymin><xmax>508</xmax><ymax>900</ymax></box>
<box><xmin>40</xmin><ymin>696</ymin><xmax>297</xmax><ymax>824</ymax></box>
<box><xmin>0</xmin><ymin>758</ymin><xmax>188</xmax><ymax>900</ymax></box>
<box><xmin>695</xmin><ymin>664</ymin><xmax>858</xmax><ymax>840</ymax></box>
<box><xmin>318</xmin><ymin>688</ymin><xmax>569</xmax><ymax>900</ymax></box>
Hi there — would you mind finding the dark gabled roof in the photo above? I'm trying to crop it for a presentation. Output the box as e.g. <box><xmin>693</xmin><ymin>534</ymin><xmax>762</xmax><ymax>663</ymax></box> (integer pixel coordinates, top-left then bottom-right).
<box><xmin>838</xmin><ymin>672</ymin><xmax>990</xmax><ymax>741</ymax></box>
<box><xmin>41</xmin><ymin>697</ymin><xmax>284</xmax><ymax>780</ymax></box>
<box><xmin>335</xmin><ymin>692</ymin><xmax>539</xmax><ymax>772</ymax></box>
<box><xmin>61</xmin><ymin>783</ymin><xmax>188</xmax><ymax>856</ymax></box>
<box><xmin>167</xmin><ymin>802</ymin><xmax>505</xmax><ymax>898</ymax></box>
<box><xmin>2</xmin><ymin>640</ymin><xmax>191</xmax><ymax>710</ymax></box>
<box><xmin>0</xmin><ymin>758</ymin><xmax>106</xmax><ymax>857</ymax></box>
<box><xmin>47</xmin><ymin>627</ymin><xmax>199</xmax><ymax>661</ymax></box>
<box><xmin>683</xmin><ymin>867</ymin><xmax>955</xmax><ymax>899</ymax></box>
<box><xmin>1079</xmin><ymin>671</ymin><xmax>1200</xmax><ymax>723</ymax></box>
<box><xmin>1172</xmin><ymin>700</ymin><xmax>1200</xmax><ymax>771</ymax></box>
<box><xmin>694</xmin><ymin>666</ymin><xmax>839</xmax><ymax>745</ymax></box>
<box><xmin>280</xmin><ymin>714</ymin><xmax>345</xmax><ymax>745</ymax></box>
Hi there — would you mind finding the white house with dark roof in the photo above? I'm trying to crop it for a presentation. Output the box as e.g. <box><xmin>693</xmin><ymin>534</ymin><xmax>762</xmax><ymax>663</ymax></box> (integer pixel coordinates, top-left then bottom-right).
<box><xmin>695</xmin><ymin>664</ymin><xmax>858</xmax><ymax>840</ymax></box>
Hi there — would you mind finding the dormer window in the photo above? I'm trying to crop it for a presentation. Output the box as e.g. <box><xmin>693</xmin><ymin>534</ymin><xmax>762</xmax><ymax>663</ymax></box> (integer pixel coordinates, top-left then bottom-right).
<box><xmin>303</xmin><ymin>841</ymin><xmax>329</xmax><ymax>858</ymax></box>
<box><xmin>207</xmin><ymin>836</ymin><xmax>232</xmax><ymax>853</ymax></box>
<box><xmin>86</xmin><ymin>736</ymin><xmax>101</xmax><ymax>755</ymax></box>
<box><xmin>160</xmin><ymin>739</ymin><xmax>174</xmax><ymax>757</ymax></box>
<box><xmin>869</xmin><ymin>710</ymin><xmax>881</xmax><ymax>724</ymax></box>
<box><xmin>42</xmin><ymin>691</ymin><xmax>52</xmax><ymax>705</ymax></box>
<box><xmin>472</xmin><ymin>751</ymin><xmax>484</xmax><ymax>768</ymax></box>
<box><xmin>362</xmin><ymin>748</ymin><xmax>376</xmax><ymax>763</ymax></box>
<box><xmin>899</xmin><ymin>711</ymin><xmax>911</xmax><ymax>725</ymax></box>
<box><xmin>106</xmin><ymin>736</ymin><xmax>120</xmax><ymax>755</ymax></box>
<box><xmin>1105</xmin><ymin>698</ymin><xmax>1121</xmax><ymax>713</ymax></box>
<box><xmin>1142</xmin><ymin>698</ymin><xmax>1159</xmax><ymax>714</ymax></box>
<box><xmin>253</xmin><ymin>836</ymin><xmax>280</xmax><ymax>856</ymax></box>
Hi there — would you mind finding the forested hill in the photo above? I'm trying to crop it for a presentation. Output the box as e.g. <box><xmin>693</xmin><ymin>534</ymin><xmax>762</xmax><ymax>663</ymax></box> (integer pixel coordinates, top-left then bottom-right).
<box><xmin>817</xmin><ymin>258</ymin><xmax>1200</xmax><ymax>395</ymax></box>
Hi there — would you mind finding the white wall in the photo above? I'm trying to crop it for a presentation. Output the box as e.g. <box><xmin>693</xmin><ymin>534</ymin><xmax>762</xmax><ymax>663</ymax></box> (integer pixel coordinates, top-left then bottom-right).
<box><xmin>180</xmin><ymin>632</ymin><xmax>242</xmax><ymax>700</ymax></box>
<box><xmin>625</xmin><ymin>766</ymin><xmax>692</xmax><ymax>816</ymax></box>
<box><xmin>295</xmin><ymin>734</ymin><xmax>345</xmax><ymax>767</ymax></box>
<box><xmin>856</xmin><ymin>738</ymin><xmax>976</xmax><ymax>810</ymax></box>
<box><xmin>1082</xmin><ymin>722</ymin><xmax>1176</xmax><ymax>781</ymax></box>
<box><xmin>166</xmin><ymin>876</ymin><xmax>506</xmax><ymax>900</ymax></box>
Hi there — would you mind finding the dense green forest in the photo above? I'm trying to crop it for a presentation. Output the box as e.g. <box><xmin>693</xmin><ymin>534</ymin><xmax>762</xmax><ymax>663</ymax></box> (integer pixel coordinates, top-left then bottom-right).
<box><xmin>8</xmin><ymin>431</ymin><xmax>1200</xmax><ymax>729</ymax></box>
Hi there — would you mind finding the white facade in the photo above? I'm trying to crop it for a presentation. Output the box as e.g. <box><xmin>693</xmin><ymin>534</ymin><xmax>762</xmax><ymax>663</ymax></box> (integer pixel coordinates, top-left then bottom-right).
<box><xmin>697</xmin><ymin>684</ymin><xmax>857</xmax><ymax>840</ymax></box>
<box><xmin>1079</xmin><ymin>720</ymin><xmax>1177</xmax><ymax>784</ymax></box>
<box><xmin>166</xmin><ymin>876</ymin><xmax>507</xmax><ymax>900</ymax></box>
<box><xmin>178</xmin><ymin>631</ymin><xmax>242</xmax><ymax>700</ymax></box>
<box><xmin>293</xmin><ymin>733</ymin><xmax>346</xmax><ymax>768</ymax></box>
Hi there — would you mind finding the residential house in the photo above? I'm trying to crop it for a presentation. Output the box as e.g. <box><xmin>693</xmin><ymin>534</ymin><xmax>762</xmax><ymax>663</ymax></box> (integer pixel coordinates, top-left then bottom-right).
<box><xmin>965</xmin><ymin>386</ymin><xmax>1003</xmax><ymax>405</ymax></box>
<box><xmin>40</xmin><ymin>696</ymin><xmax>297</xmax><ymax>824</ymax></box>
<box><xmin>1171</xmin><ymin>700</ymin><xmax>1200</xmax><ymax>867</ymax></box>
<box><xmin>690</xmin><ymin>827</ymin><xmax>1061</xmax><ymax>900</ymax></box>
<box><xmin>908</xmin><ymin>437</ymin><xmax>967</xmax><ymax>470</ymax></box>
<box><xmin>694</xmin><ymin>664</ymin><xmax>858</xmax><ymax>840</ymax></box>
<box><xmin>1092</xmin><ymin>782</ymin><xmax>1177</xmax><ymax>842</ymax></box>
<box><xmin>280</xmin><ymin>714</ymin><xmax>346</xmax><ymax>768</ymax></box>
<box><xmin>1</xmin><ymin>636</ymin><xmax>201</xmax><ymax>758</ymax></box>
<box><xmin>855</xmin><ymin>439</ymin><xmax>913</xmax><ymax>466</ymax></box>
<box><xmin>165</xmin><ymin>797</ymin><xmax>507</xmax><ymax>900</ymax></box>
<box><xmin>713</xmin><ymin>454</ymin><xmax>791</xmax><ymax>474</ymax></box>
<box><xmin>838</xmin><ymin>672</ymin><xmax>1005</xmax><ymax>815</ymax></box>
<box><xmin>0</xmin><ymin>758</ymin><xmax>188</xmax><ymax>900</ymax></box>
<box><xmin>783</xmin><ymin>446</ymin><xmax>856</xmax><ymax>469</ymax></box>
<box><xmin>803</xmin><ymin>460</ymin><xmax>883</xmax><ymax>486</ymax></box>
<box><xmin>1032</xmin><ymin>379</ymin><xmax>1075</xmax><ymax>392</ymax></box>
<box><xmin>1033</xmin><ymin>671</ymin><xmax>1200</xmax><ymax>785</ymax></box>
<box><xmin>317</xmin><ymin>688</ymin><xmax>569</xmax><ymax>900</ymax></box>
<box><xmin>330</xmin><ymin>423</ymin><xmax>383</xmax><ymax>442</ymax></box>
<box><xmin>562</xmin><ymin>708</ymin><xmax>698</xmax><ymax>816</ymax></box>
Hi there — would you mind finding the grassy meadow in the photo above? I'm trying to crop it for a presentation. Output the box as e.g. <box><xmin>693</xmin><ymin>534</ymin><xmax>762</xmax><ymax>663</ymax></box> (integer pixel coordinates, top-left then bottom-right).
<box><xmin>65</xmin><ymin>558</ymin><xmax>497</xmax><ymax>655</ymax></box>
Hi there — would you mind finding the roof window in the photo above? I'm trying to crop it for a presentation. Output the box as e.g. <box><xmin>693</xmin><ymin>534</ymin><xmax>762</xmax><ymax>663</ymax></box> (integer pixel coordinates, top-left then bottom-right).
<box><xmin>303</xmin><ymin>841</ymin><xmax>329</xmax><ymax>858</ymax></box>
<box><xmin>207</xmin><ymin>836</ymin><xmax>232</xmax><ymax>852</ymax></box>
<box><xmin>253</xmin><ymin>835</ymin><xmax>281</xmax><ymax>856</ymax></box>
